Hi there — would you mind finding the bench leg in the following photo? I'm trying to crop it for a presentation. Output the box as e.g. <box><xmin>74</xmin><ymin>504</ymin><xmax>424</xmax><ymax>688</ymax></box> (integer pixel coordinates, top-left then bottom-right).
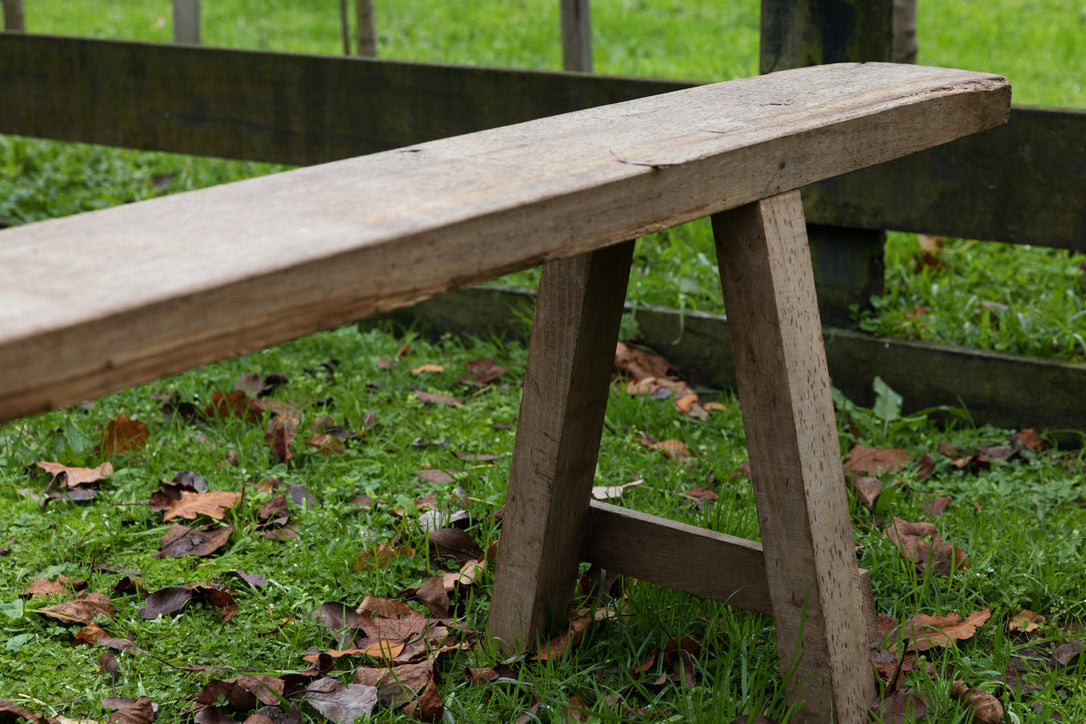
<box><xmin>711</xmin><ymin>191</ymin><xmax>875</xmax><ymax>723</ymax></box>
<box><xmin>488</xmin><ymin>241</ymin><xmax>634</xmax><ymax>651</ymax></box>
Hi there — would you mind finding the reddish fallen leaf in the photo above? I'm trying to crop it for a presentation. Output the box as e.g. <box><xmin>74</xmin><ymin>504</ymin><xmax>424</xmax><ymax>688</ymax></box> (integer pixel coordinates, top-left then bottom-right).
<box><xmin>848</xmin><ymin>474</ymin><xmax>883</xmax><ymax>511</ymax></box>
<box><xmin>428</xmin><ymin>528</ymin><xmax>484</xmax><ymax>561</ymax></box>
<box><xmin>884</xmin><ymin>517</ymin><xmax>968</xmax><ymax>577</ymax></box>
<box><xmin>538</xmin><ymin>608</ymin><xmax>592</xmax><ymax>660</ymax></box>
<box><xmin>304</xmin><ymin>677</ymin><xmax>378</xmax><ymax>724</ymax></box>
<box><xmin>914</xmin><ymin>452</ymin><xmax>936</xmax><ymax>481</ymax></box>
<box><xmin>196</xmin><ymin>675</ymin><xmax>285</xmax><ymax>709</ymax></box>
<box><xmin>922</xmin><ymin>495</ymin><xmax>952</xmax><ymax>518</ymax></box>
<box><xmin>353</xmin><ymin>543</ymin><xmax>416</xmax><ymax>572</ymax></box>
<box><xmin>413</xmin><ymin>576</ymin><xmax>450</xmax><ymax>617</ymax></box>
<box><xmin>163</xmin><ymin>490</ymin><xmax>241</xmax><ymax>521</ymax></box>
<box><xmin>265</xmin><ymin>417</ymin><xmax>295</xmax><ymax>464</ymax></box>
<box><xmin>36</xmin><ymin>460</ymin><xmax>113</xmax><ymax>486</ymax></box>
<box><xmin>23</xmin><ymin>574</ymin><xmax>86</xmax><ymax>598</ymax></box>
<box><xmin>683</xmin><ymin>486</ymin><xmax>719</xmax><ymax>502</ymax></box>
<box><xmin>1008</xmin><ymin>609</ymin><xmax>1045</xmax><ymax>633</ymax></box>
<box><xmin>0</xmin><ymin>702</ymin><xmax>52</xmax><ymax>724</ymax></box>
<box><xmin>1011</xmin><ymin>428</ymin><xmax>1042</xmax><ymax>454</ymax></box>
<box><xmin>950</xmin><ymin>680</ymin><xmax>1003</xmax><ymax>724</ymax></box>
<box><xmin>416</xmin><ymin>469</ymin><xmax>457</xmax><ymax>485</ymax></box>
<box><xmin>902</xmin><ymin>607</ymin><xmax>991</xmax><ymax>652</ymax></box>
<box><xmin>415</xmin><ymin>390</ymin><xmax>462</xmax><ymax>406</ymax></box>
<box><xmin>356</xmin><ymin>595</ymin><xmax>417</xmax><ymax>620</ymax></box>
<box><xmin>155</xmin><ymin>523</ymin><xmax>233</xmax><ymax>558</ymax></box>
<box><xmin>37</xmin><ymin>591</ymin><xmax>115</xmax><ymax>625</ymax></box>
<box><xmin>844</xmin><ymin>444</ymin><xmax>912</xmax><ymax>475</ymax></box>
<box><xmin>872</xmin><ymin>688</ymin><xmax>931</xmax><ymax>723</ymax></box>
<box><xmin>106</xmin><ymin>695</ymin><xmax>156</xmax><ymax>724</ymax></box>
<box><xmin>353</xmin><ymin>657</ymin><xmax>438</xmax><ymax>712</ymax></box>
<box><xmin>306</xmin><ymin>433</ymin><xmax>346</xmax><ymax>455</ymax></box>
<box><xmin>1053</xmin><ymin>640</ymin><xmax>1084</xmax><ymax>666</ymax></box>
<box><xmin>464</xmin><ymin>357</ymin><xmax>506</xmax><ymax>385</ymax></box>
<box><xmin>100</xmin><ymin>414</ymin><xmax>149</xmax><ymax>456</ymax></box>
<box><xmin>235</xmin><ymin>371</ymin><xmax>289</xmax><ymax>397</ymax></box>
<box><xmin>204</xmin><ymin>389</ymin><xmax>263</xmax><ymax>423</ymax></box>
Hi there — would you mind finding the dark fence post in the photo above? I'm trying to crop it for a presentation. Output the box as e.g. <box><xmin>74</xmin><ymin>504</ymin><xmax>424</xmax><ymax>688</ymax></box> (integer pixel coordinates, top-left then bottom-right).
<box><xmin>760</xmin><ymin>0</ymin><xmax>892</xmax><ymax>326</ymax></box>
<box><xmin>2</xmin><ymin>0</ymin><xmax>25</xmax><ymax>32</ymax></box>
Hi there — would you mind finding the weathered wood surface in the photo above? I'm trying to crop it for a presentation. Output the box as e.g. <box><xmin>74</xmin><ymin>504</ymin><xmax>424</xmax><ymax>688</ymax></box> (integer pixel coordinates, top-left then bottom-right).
<box><xmin>805</xmin><ymin>106</ymin><xmax>1086</xmax><ymax>251</ymax></box>
<box><xmin>489</xmin><ymin>243</ymin><xmax>632</xmax><ymax>650</ymax></box>
<box><xmin>0</xmin><ymin>63</ymin><xmax>1009</xmax><ymax>423</ymax></box>
<box><xmin>172</xmin><ymin>0</ymin><xmax>200</xmax><ymax>45</ymax></box>
<box><xmin>582</xmin><ymin>502</ymin><xmax>878</xmax><ymax>640</ymax></box>
<box><xmin>713</xmin><ymin>192</ymin><xmax>875</xmax><ymax>721</ymax></box>
<box><xmin>367</xmin><ymin>286</ymin><xmax>1086</xmax><ymax>438</ymax></box>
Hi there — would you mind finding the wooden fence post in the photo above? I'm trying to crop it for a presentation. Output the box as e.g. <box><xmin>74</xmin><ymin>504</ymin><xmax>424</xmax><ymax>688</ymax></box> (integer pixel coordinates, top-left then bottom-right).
<box><xmin>356</xmin><ymin>0</ymin><xmax>377</xmax><ymax>58</ymax></box>
<box><xmin>759</xmin><ymin>0</ymin><xmax>892</xmax><ymax>326</ymax></box>
<box><xmin>560</xmin><ymin>0</ymin><xmax>591</xmax><ymax>72</ymax></box>
<box><xmin>2</xmin><ymin>0</ymin><xmax>25</xmax><ymax>32</ymax></box>
<box><xmin>173</xmin><ymin>0</ymin><xmax>199</xmax><ymax>44</ymax></box>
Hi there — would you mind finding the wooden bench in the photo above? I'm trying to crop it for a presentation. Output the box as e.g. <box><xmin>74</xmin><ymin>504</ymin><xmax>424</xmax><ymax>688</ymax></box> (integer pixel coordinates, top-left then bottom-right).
<box><xmin>0</xmin><ymin>63</ymin><xmax>1009</xmax><ymax>722</ymax></box>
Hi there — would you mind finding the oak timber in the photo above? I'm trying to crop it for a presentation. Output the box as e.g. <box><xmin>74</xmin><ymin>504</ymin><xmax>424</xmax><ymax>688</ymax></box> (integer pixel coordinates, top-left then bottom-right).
<box><xmin>489</xmin><ymin>243</ymin><xmax>633</xmax><ymax>649</ymax></box>
<box><xmin>0</xmin><ymin>63</ymin><xmax>1010</xmax><ymax>423</ymax></box>
<box><xmin>713</xmin><ymin>192</ymin><xmax>875</xmax><ymax>720</ymax></box>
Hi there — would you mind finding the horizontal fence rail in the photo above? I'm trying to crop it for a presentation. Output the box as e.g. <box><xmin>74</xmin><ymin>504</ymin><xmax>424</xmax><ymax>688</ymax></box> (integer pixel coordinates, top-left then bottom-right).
<box><xmin>1</xmin><ymin>34</ymin><xmax>1081</xmax><ymax>252</ymax></box>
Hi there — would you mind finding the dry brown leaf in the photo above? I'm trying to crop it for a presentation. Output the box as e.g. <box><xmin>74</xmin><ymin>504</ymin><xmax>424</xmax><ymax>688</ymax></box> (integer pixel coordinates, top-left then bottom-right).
<box><xmin>36</xmin><ymin>460</ymin><xmax>113</xmax><ymax>486</ymax></box>
<box><xmin>306</xmin><ymin>433</ymin><xmax>346</xmax><ymax>455</ymax></box>
<box><xmin>106</xmin><ymin>695</ymin><xmax>155</xmax><ymax>724</ymax></box>
<box><xmin>155</xmin><ymin>523</ymin><xmax>233</xmax><ymax>558</ymax></box>
<box><xmin>903</xmin><ymin>607</ymin><xmax>991</xmax><ymax>651</ymax></box>
<box><xmin>204</xmin><ymin>389</ymin><xmax>263</xmax><ymax>423</ymax></box>
<box><xmin>356</xmin><ymin>595</ymin><xmax>416</xmax><ymax>620</ymax></box>
<box><xmin>163</xmin><ymin>490</ymin><xmax>241</xmax><ymax>521</ymax></box>
<box><xmin>415</xmin><ymin>390</ymin><xmax>462</xmax><ymax>406</ymax></box>
<box><xmin>410</xmin><ymin>363</ymin><xmax>445</xmax><ymax>374</ymax></box>
<box><xmin>265</xmin><ymin>417</ymin><xmax>295</xmax><ymax>464</ymax></box>
<box><xmin>100</xmin><ymin>414</ymin><xmax>149</xmax><ymax>456</ymax></box>
<box><xmin>636</xmin><ymin>437</ymin><xmax>694</xmax><ymax>462</ymax></box>
<box><xmin>949</xmin><ymin>680</ymin><xmax>1004</xmax><ymax>724</ymax></box>
<box><xmin>538</xmin><ymin>609</ymin><xmax>592</xmax><ymax>660</ymax></box>
<box><xmin>23</xmin><ymin>574</ymin><xmax>86</xmax><ymax>598</ymax></box>
<box><xmin>37</xmin><ymin>591</ymin><xmax>115</xmax><ymax>625</ymax></box>
<box><xmin>591</xmin><ymin>478</ymin><xmax>644</xmax><ymax>500</ymax></box>
<box><xmin>353</xmin><ymin>543</ymin><xmax>416</xmax><ymax>572</ymax></box>
<box><xmin>884</xmin><ymin>517</ymin><xmax>968</xmax><ymax>577</ymax></box>
<box><xmin>1008</xmin><ymin>609</ymin><xmax>1045</xmax><ymax>633</ymax></box>
<box><xmin>844</xmin><ymin>444</ymin><xmax>912</xmax><ymax>475</ymax></box>
<box><xmin>464</xmin><ymin>357</ymin><xmax>506</xmax><ymax>385</ymax></box>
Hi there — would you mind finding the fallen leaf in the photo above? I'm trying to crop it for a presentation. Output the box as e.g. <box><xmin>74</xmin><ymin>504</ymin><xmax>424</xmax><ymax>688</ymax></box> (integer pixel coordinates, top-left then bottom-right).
<box><xmin>902</xmin><ymin>607</ymin><xmax>991</xmax><ymax>651</ymax></box>
<box><xmin>353</xmin><ymin>658</ymin><xmax>437</xmax><ymax>712</ymax></box>
<box><xmin>884</xmin><ymin>517</ymin><xmax>968</xmax><ymax>577</ymax></box>
<box><xmin>1011</xmin><ymin>428</ymin><xmax>1042</xmax><ymax>454</ymax></box>
<box><xmin>304</xmin><ymin>677</ymin><xmax>378</xmax><ymax>724</ymax></box>
<box><xmin>416</xmin><ymin>469</ymin><xmax>457</xmax><ymax>485</ymax></box>
<box><xmin>411</xmin><ymin>363</ymin><xmax>445</xmax><ymax>374</ymax></box>
<box><xmin>106</xmin><ymin>695</ymin><xmax>155</xmax><ymax>724</ymax></box>
<box><xmin>538</xmin><ymin>609</ymin><xmax>592</xmax><ymax>660</ymax></box>
<box><xmin>353</xmin><ymin>543</ymin><xmax>415</xmax><ymax>572</ymax></box>
<box><xmin>196</xmin><ymin>675</ymin><xmax>285</xmax><ymax>709</ymax></box>
<box><xmin>155</xmin><ymin>523</ymin><xmax>233</xmax><ymax>558</ymax></box>
<box><xmin>950</xmin><ymin>680</ymin><xmax>1003</xmax><ymax>724</ymax></box>
<box><xmin>35</xmin><ymin>461</ymin><xmax>113</xmax><ymax>486</ymax></box>
<box><xmin>356</xmin><ymin>595</ymin><xmax>417</xmax><ymax>620</ymax></box>
<box><xmin>464</xmin><ymin>357</ymin><xmax>506</xmax><ymax>385</ymax></box>
<box><xmin>635</xmin><ymin>437</ymin><xmax>694</xmax><ymax>462</ymax></box>
<box><xmin>415</xmin><ymin>390</ymin><xmax>462</xmax><ymax>406</ymax></box>
<box><xmin>306</xmin><ymin>433</ymin><xmax>347</xmax><ymax>455</ymax></box>
<box><xmin>1053</xmin><ymin>640</ymin><xmax>1084</xmax><ymax>666</ymax></box>
<box><xmin>591</xmin><ymin>478</ymin><xmax>644</xmax><ymax>500</ymax></box>
<box><xmin>428</xmin><ymin>528</ymin><xmax>484</xmax><ymax>561</ymax></box>
<box><xmin>100</xmin><ymin>414</ymin><xmax>149</xmax><ymax>456</ymax></box>
<box><xmin>844</xmin><ymin>444</ymin><xmax>912</xmax><ymax>475</ymax></box>
<box><xmin>23</xmin><ymin>574</ymin><xmax>86</xmax><ymax>598</ymax></box>
<box><xmin>204</xmin><ymin>389</ymin><xmax>263</xmax><ymax>422</ymax></box>
<box><xmin>922</xmin><ymin>495</ymin><xmax>951</xmax><ymax>518</ymax></box>
<box><xmin>1008</xmin><ymin>609</ymin><xmax>1045</xmax><ymax>633</ymax></box>
<box><xmin>848</xmin><ymin>474</ymin><xmax>883</xmax><ymax>512</ymax></box>
<box><xmin>265</xmin><ymin>417</ymin><xmax>295</xmax><ymax>464</ymax></box>
<box><xmin>163</xmin><ymin>490</ymin><xmax>241</xmax><ymax>521</ymax></box>
<box><xmin>37</xmin><ymin>591</ymin><xmax>115</xmax><ymax>625</ymax></box>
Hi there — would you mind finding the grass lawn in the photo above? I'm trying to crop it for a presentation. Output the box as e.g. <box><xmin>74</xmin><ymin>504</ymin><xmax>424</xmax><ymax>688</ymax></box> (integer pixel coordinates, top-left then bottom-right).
<box><xmin>1</xmin><ymin>2</ymin><xmax>1085</xmax><ymax>722</ymax></box>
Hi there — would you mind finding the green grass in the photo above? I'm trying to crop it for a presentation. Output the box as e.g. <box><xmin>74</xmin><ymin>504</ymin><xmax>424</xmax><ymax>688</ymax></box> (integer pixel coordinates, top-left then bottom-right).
<box><xmin>2</xmin><ymin>3</ymin><xmax>1086</xmax><ymax>721</ymax></box>
<box><xmin>2</xmin><ymin>325</ymin><xmax>1085</xmax><ymax>721</ymax></box>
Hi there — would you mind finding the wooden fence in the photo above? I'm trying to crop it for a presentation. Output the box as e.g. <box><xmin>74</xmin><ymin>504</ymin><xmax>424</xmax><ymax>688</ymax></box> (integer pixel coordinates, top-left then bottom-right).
<box><xmin>1</xmin><ymin>1</ymin><xmax>1083</xmax><ymax>435</ymax></box>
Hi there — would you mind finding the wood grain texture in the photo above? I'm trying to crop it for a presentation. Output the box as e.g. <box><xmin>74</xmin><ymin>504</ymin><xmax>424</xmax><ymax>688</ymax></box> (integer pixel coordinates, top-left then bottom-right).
<box><xmin>0</xmin><ymin>63</ymin><xmax>1008</xmax><ymax>423</ymax></box>
<box><xmin>488</xmin><ymin>243</ymin><xmax>633</xmax><ymax>650</ymax></box>
<box><xmin>583</xmin><ymin>501</ymin><xmax>772</xmax><ymax>614</ymax></box>
<box><xmin>712</xmin><ymin>192</ymin><xmax>875</xmax><ymax>722</ymax></box>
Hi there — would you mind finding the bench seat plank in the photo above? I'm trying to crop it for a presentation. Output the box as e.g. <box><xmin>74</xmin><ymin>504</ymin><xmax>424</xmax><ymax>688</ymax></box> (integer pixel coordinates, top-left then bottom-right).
<box><xmin>0</xmin><ymin>63</ymin><xmax>1008</xmax><ymax>421</ymax></box>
